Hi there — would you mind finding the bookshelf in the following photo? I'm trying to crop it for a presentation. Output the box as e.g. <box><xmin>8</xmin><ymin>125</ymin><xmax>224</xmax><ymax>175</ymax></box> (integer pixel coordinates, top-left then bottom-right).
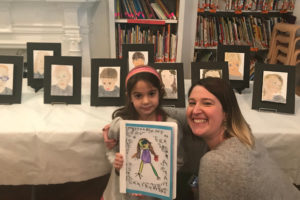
<box><xmin>187</xmin><ymin>0</ymin><xmax>295</xmax><ymax>78</ymax></box>
<box><xmin>108</xmin><ymin>0</ymin><xmax>185</xmax><ymax>63</ymax></box>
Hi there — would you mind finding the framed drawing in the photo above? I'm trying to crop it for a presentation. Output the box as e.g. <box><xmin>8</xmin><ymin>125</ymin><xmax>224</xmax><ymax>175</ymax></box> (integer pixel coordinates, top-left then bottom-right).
<box><xmin>90</xmin><ymin>58</ymin><xmax>126</xmax><ymax>106</ymax></box>
<box><xmin>122</xmin><ymin>44</ymin><xmax>154</xmax><ymax>73</ymax></box>
<box><xmin>27</xmin><ymin>42</ymin><xmax>61</xmax><ymax>91</ymax></box>
<box><xmin>252</xmin><ymin>63</ymin><xmax>295</xmax><ymax>114</ymax></box>
<box><xmin>44</xmin><ymin>56</ymin><xmax>82</xmax><ymax>104</ymax></box>
<box><xmin>217</xmin><ymin>45</ymin><xmax>250</xmax><ymax>93</ymax></box>
<box><xmin>120</xmin><ymin>120</ymin><xmax>177</xmax><ymax>200</ymax></box>
<box><xmin>191</xmin><ymin>62</ymin><xmax>229</xmax><ymax>85</ymax></box>
<box><xmin>0</xmin><ymin>56</ymin><xmax>23</xmax><ymax>104</ymax></box>
<box><xmin>152</xmin><ymin>63</ymin><xmax>185</xmax><ymax>107</ymax></box>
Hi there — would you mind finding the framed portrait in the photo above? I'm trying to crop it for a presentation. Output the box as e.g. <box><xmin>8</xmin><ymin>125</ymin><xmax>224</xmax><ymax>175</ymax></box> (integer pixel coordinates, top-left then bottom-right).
<box><xmin>26</xmin><ymin>42</ymin><xmax>61</xmax><ymax>91</ymax></box>
<box><xmin>151</xmin><ymin>63</ymin><xmax>185</xmax><ymax>107</ymax></box>
<box><xmin>217</xmin><ymin>45</ymin><xmax>250</xmax><ymax>92</ymax></box>
<box><xmin>44</xmin><ymin>56</ymin><xmax>82</xmax><ymax>104</ymax></box>
<box><xmin>191</xmin><ymin>62</ymin><xmax>229</xmax><ymax>85</ymax></box>
<box><xmin>252</xmin><ymin>63</ymin><xmax>295</xmax><ymax>114</ymax></box>
<box><xmin>90</xmin><ymin>58</ymin><xmax>126</xmax><ymax>106</ymax></box>
<box><xmin>0</xmin><ymin>55</ymin><xmax>23</xmax><ymax>104</ymax></box>
<box><xmin>122</xmin><ymin>44</ymin><xmax>154</xmax><ymax>73</ymax></box>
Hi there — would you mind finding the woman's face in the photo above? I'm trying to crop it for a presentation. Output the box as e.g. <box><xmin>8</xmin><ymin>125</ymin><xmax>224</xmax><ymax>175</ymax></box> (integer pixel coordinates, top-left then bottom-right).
<box><xmin>186</xmin><ymin>85</ymin><xmax>226</xmax><ymax>139</ymax></box>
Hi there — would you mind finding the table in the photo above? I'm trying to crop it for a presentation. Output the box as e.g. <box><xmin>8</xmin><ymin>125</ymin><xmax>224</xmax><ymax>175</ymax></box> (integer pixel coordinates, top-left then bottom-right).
<box><xmin>0</xmin><ymin>78</ymin><xmax>299</xmax><ymax>186</ymax></box>
<box><xmin>0</xmin><ymin>78</ymin><xmax>113</xmax><ymax>185</ymax></box>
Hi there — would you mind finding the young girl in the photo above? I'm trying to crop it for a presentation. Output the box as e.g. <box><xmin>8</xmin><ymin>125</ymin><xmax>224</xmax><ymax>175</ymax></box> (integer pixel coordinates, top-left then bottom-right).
<box><xmin>103</xmin><ymin>65</ymin><xmax>183</xmax><ymax>200</ymax></box>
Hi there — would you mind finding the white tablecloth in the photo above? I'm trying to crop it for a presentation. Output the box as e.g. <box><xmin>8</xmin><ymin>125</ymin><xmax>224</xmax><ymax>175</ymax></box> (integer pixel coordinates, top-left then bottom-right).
<box><xmin>0</xmin><ymin>78</ymin><xmax>299</xmax><ymax>185</ymax></box>
<box><xmin>0</xmin><ymin>78</ymin><xmax>114</xmax><ymax>185</ymax></box>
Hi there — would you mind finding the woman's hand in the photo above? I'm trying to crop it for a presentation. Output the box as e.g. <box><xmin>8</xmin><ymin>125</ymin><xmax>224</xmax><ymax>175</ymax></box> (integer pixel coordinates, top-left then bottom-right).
<box><xmin>102</xmin><ymin>124</ymin><xmax>117</xmax><ymax>149</ymax></box>
<box><xmin>114</xmin><ymin>153</ymin><xmax>124</xmax><ymax>171</ymax></box>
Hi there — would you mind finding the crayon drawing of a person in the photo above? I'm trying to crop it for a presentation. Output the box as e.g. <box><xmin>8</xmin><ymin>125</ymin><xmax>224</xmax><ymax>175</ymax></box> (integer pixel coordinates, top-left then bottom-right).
<box><xmin>128</xmin><ymin>51</ymin><xmax>148</xmax><ymax>71</ymax></box>
<box><xmin>0</xmin><ymin>64</ymin><xmax>13</xmax><ymax>95</ymax></box>
<box><xmin>33</xmin><ymin>50</ymin><xmax>53</xmax><ymax>79</ymax></box>
<box><xmin>262</xmin><ymin>72</ymin><xmax>287</xmax><ymax>104</ymax></box>
<box><xmin>131</xmin><ymin>138</ymin><xmax>160</xmax><ymax>180</ymax></box>
<box><xmin>225</xmin><ymin>52</ymin><xmax>244</xmax><ymax>80</ymax></box>
<box><xmin>159</xmin><ymin>69</ymin><xmax>178</xmax><ymax>99</ymax></box>
<box><xmin>98</xmin><ymin>67</ymin><xmax>120</xmax><ymax>97</ymax></box>
<box><xmin>51</xmin><ymin>65</ymin><xmax>73</xmax><ymax>96</ymax></box>
<box><xmin>201</xmin><ymin>69</ymin><xmax>222</xmax><ymax>79</ymax></box>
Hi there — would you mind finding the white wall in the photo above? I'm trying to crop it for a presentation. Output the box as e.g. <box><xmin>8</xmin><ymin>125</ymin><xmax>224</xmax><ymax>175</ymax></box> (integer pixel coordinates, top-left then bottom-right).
<box><xmin>89</xmin><ymin>0</ymin><xmax>110</xmax><ymax>59</ymax></box>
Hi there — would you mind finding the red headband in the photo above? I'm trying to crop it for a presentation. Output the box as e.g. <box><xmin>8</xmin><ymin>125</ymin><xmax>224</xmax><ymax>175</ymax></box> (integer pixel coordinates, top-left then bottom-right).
<box><xmin>125</xmin><ymin>65</ymin><xmax>161</xmax><ymax>88</ymax></box>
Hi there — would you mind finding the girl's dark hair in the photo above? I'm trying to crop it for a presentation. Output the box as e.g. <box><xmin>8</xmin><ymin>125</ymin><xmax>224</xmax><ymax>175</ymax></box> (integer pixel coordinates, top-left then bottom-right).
<box><xmin>112</xmin><ymin>72</ymin><xmax>167</xmax><ymax>120</ymax></box>
<box><xmin>188</xmin><ymin>77</ymin><xmax>254</xmax><ymax>148</ymax></box>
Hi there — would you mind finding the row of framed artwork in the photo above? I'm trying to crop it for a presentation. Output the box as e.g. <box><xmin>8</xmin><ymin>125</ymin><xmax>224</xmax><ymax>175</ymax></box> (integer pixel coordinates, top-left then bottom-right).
<box><xmin>0</xmin><ymin>42</ymin><xmax>296</xmax><ymax>114</ymax></box>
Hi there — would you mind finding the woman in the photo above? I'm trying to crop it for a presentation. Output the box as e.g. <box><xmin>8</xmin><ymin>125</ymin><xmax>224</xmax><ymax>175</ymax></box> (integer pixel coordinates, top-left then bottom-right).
<box><xmin>187</xmin><ymin>77</ymin><xmax>300</xmax><ymax>199</ymax></box>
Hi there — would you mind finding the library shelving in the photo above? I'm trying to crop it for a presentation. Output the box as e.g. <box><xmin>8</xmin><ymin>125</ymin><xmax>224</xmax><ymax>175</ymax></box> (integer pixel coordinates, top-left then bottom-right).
<box><xmin>186</xmin><ymin>0</ymin><xmax>295</xmax><ymax>79</ymax></box>
<box><xmin>108</xmin><ymin>0</ymin><xmax>186</xmax><ymax>63</ymax></box>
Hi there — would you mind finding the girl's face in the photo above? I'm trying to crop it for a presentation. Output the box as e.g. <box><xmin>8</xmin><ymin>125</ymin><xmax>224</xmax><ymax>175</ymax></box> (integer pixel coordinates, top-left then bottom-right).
<box><xmin>130</xmin><ymin>80</ymin><xmax>159</xmax><ymax>121</ymax></box>
<box><xmin>161</xmin><ymin>70</ymin><xmax>175</xmax><ymax>88</ymax></box>
<box><xmin>186</xmin><ymin>85</ymin><xmax>226</xmax><ymax>139</ymax></box>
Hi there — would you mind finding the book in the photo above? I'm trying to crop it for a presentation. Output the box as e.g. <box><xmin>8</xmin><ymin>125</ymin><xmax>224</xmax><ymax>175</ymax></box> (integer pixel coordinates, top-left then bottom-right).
<box><xmin>151</xmin><ymin>3</ymin><xmax>167</xmax><ymax>20</ymax></box>
<box><xmin>170</xmin><ymin>34</ymin><xmax>177</xmax><ymax>62</ymax></box>
<box><xmin>119</xmin><ymin>120</ymin><xmax>178</xmax><ymax>200</ymax></box>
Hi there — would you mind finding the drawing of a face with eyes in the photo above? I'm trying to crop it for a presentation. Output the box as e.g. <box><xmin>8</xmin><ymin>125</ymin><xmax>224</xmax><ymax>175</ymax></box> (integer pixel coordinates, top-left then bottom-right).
<box><xmin>159</xmin><ymin>69</ymin><xmax>178</xmax><ymax>99</ymax></box>
<box><xmin>33</xmin><ymin>50</ymin><xmax>53</xmax><ymax>79</ymax></box>
<box><xmin>98</xmin><ymin>67</ymin><xmax>120</xmax><ymax>97</ymax></box>
<box><xmin>262</xmin><ymin>72</ymin><xmax>287</xmax><ymax>104</ymax></box>
<box><xmin>128</xmin><ymin>51</ymin><xmax>148</xmax><ymax>71</ymax></box>
<box><xmin>201</xmin><ymin>69</ymin><xmax>222</xmax><ymax>79</ymax></box>
<box><xmin>225</xmin><ymin>52</ymin><xmax>244</xmax><ymax>80</ymax></box>
<box><xmin>0</xmin><ymin>64</ymin><xmax>13</xmax><ymax>95</ymax></box>
<box><xmin>51</xmin><ymin>65</ymin><xmax>73</xmax><ymax>96</ymax></box>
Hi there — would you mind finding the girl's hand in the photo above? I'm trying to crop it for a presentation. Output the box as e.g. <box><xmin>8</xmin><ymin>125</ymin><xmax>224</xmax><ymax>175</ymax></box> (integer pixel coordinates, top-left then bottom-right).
<box><xmin>114</xmin><ymin>153</ymin><xmax>124</xmax><ymax>171</ymax></box>
<box><xmin>102</xmin><ymin>124</ymin><xmax>117</xmax><ymax>149</ymax></box>
<box><xmin>154</xmin><ymin>155</ymin><xmax>159</xmax><ymax>162</ymax></box>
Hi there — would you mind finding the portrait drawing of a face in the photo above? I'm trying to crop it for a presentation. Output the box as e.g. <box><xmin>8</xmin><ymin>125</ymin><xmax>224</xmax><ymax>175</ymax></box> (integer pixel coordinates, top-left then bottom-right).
<box><xmin>128</xmin><ymin>51</ymin><xmax>148</xmax><ymax>71</ymax></box>
<box><xmin>225</xmin><ymin>52</ymin><xmax>244</xmax><ymax>80</ymax></box>
<box><xmin>262</xmin><ymin>71</ymin><xmax>287</xmax><ymax>104</ymax></box>
<box><xmin>0</xmin><ymin>63</ymin><xmax>14</xmax><ymax>95</ymax></box>
<box><xmin>200</xmin><ymin>69</ymin><xmax>222</xmax><ymax>79</ymax></box>
<box><xmin>33</xmin><ymin>50</ymin><xmax>54</xmax><ymax>79</ymax></box>
<box><xmin>158</xmin><ymin>69</ymin><xmax>178</xmax><ymax>99</ymax></box>
<box><xmin>51</xmin><ymin>65</ymin><xmax>73</xmax><ymax>96</ymax></box>
<box><xmin>98</xmin><ymin>66</ymin><xmax>120</xmax><ymax>97</ymax></box>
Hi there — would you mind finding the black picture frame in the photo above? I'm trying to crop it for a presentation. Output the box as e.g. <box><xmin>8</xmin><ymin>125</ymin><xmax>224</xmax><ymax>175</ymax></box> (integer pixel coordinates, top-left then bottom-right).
<box><xmin>0</xmin><ymin>55</ymin><xmax>23</xmax><ymax>104</ymax></box>
<box><xmin>122</xmin><ymin>44</ymin><xmax>155</xmax><ymax>73</ymax></box>
<box><xmin>44</xmin><ymin>56</ymin><xmax>82</xmax><ymax>104</ymax></box>
<box><xmin>90</xmin><ymin>58</ymin><xmax>126</xmax><ymax>106</ymax></box>
<box><xmin>151</xmin><ymin>63</ymin><xmax>185</xmax><ymax>108</ymax></box>
<box><xmin>217</xmin><ymin>45</ymin><xmax>250</xmax><ymax>93</ymax></box>
<box><xmin>191</xmin><ymin>61</ymin><xmax>229</xmax><ymax>85</ymax></box>
<box><xmin>252</xmin><ymin>63</ymin><xmax>295</xmax><ymax>114</ymax></box>
<box><xmin>27</xmin><ymin>42</ymin><xmax>61</xmax><ymax>91</ymax></box>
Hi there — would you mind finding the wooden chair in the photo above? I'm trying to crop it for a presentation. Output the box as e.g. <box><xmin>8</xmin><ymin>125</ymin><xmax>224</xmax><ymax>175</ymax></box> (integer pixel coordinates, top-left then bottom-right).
<box><xmin>267</xmin><ymin>23</ymin><xmax>300</xmax><ymax>65</ymax></box>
